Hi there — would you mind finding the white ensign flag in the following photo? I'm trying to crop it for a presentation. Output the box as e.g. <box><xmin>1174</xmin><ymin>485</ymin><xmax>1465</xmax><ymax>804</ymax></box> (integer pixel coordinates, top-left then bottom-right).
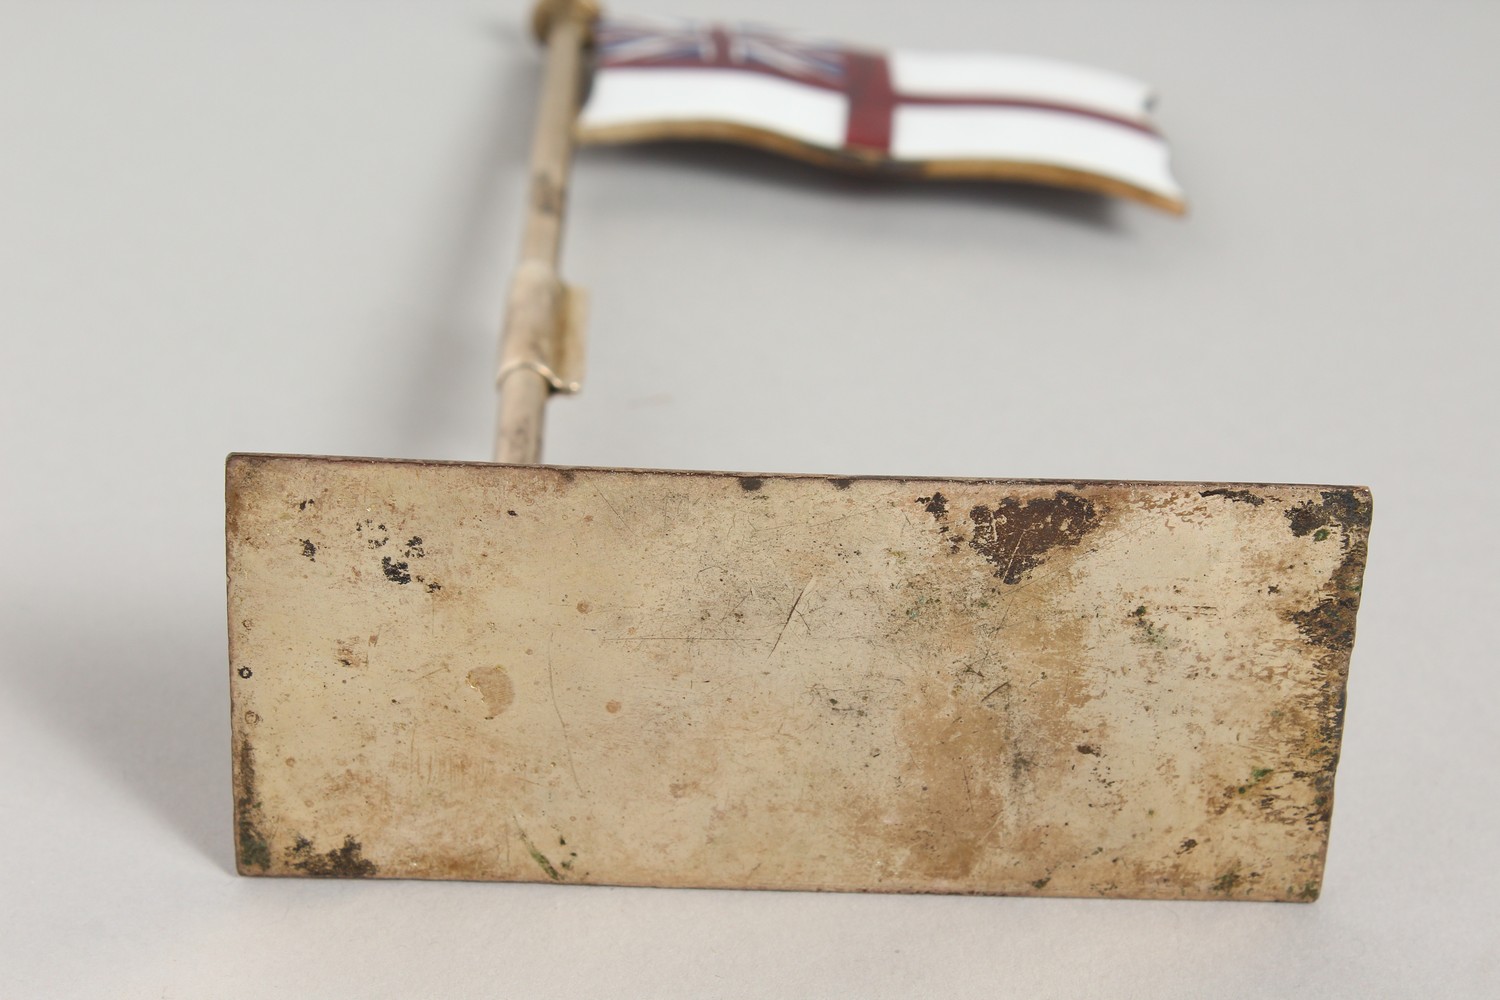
<box><xmin>577</xmin><ymin>16</ymin><xmax>1185</xmax><ymax>212</ymax></box>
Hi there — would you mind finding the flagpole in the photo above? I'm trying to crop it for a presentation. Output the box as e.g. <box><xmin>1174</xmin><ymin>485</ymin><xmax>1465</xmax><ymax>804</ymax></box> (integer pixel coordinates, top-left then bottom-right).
<box><xmin>493</xmin><ymin>0</ymin><xmax>597</xmax><ymax>464</ymax></box>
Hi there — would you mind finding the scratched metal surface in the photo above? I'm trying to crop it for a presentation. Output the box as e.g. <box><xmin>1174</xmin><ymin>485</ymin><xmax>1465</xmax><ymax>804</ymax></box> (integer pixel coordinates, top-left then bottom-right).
<box><xmin>226</xmin><ymin>454</ymin><xmax>1369</xmax><ymax>899</ymax></box>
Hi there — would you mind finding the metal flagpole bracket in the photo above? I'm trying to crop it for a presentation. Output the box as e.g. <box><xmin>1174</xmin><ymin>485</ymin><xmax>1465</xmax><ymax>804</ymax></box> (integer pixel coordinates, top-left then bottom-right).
<box><xmin>495</xmin><ymin>263</ymin><xmax>588</xmax><ymax>396</ymax></box>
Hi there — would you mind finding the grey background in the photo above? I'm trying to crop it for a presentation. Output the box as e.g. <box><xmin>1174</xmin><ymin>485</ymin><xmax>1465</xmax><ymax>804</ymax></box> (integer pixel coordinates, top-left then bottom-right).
<box><xmin>1</xmin><ymin>1</ymin><xmax>1495</xmax><ymax>996</ymax></box>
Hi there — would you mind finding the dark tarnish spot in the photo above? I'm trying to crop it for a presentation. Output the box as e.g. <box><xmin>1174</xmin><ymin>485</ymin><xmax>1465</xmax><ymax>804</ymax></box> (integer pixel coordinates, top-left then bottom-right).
<box><xmin>829</xmin><ymin>478</ymin><xmax>854</xmax><ymax>490</ymax></box>
<box><xmin>1278</xmin><ymin>488</ymin><xmax>1372</xmax><ymax>834</ymax></box>
<box><xmin>1200</xmin><ymin>488</ymin><xmax>1265</xmax><ymax>507</ymax></box>
<box><xmin>1211</xmin><ymin>870</ymin><xmax>1242</xmax><ymax>894</ymax></box>
<box><xmin>300</xmin><ymin>539</ymin><xmax>317</xmax><ymax>561</ymax></box>
<box><xmin>517</xmin><ymin>828</ymin><xmax>563</xmax><ymax>881</ymax></box>
<box><xmin>288</xmin><ymin>834</ymin><xmax>378</xmax><ymax>877</ymax></box>
<box><xmin>1076</xmin><ymin>743</ymin><xmax>1100</xmax><ymax>756</ymax></box>
<box><xmin>234</xmin><ymin>738</ymin><xmax>271</xmax><ymax>872</ymax></box>
<box><xmin>1285</xmin><ymin>489</ymin><xmax>1372</xmax><ymax>540</ymax></box>
<box><xmin>916</xmin><ymin>492</ymin><xmax>949</xmax><ymax>520</ymax></box>
<box><xmin>381</xmin><ymin>556</ymin><xmax>411</xmax><ymax>585</ymax></box>
<box><xmin>1177</xmin><ymin>838</ymin><xmax>1198</xmax><ymax>854</ymax></box>
<box><xmin>533</xmin><ymin>172</ymin><xmax>562</xmax><ymax>216</ymax></box>
<box><xmin>738</xmin><ymin>476</ymin><xmax>763</xmax><ymax>492</ymax></box>
<box><xmin>966</xmin><ymin>491</ymin><xmax>1099</xmax><ymax>584</ymax></box>
<box><xmin>1284</xmin><ymin>491</ymin><xmax>1373</xmax><ymax>654</ymax></box>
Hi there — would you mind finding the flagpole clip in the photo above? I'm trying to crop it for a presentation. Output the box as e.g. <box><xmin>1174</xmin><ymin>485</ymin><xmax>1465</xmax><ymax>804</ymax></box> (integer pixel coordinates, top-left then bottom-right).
<box><xmin>496</xmin><ymin>260</ymin><xmax>588</xmax><ymax>396</ymax></box>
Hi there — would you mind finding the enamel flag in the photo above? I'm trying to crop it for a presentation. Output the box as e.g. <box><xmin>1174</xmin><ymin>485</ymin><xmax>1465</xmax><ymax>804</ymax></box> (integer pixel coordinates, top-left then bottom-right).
<box><xmin>577</xmin><ymin>16</ymin><xmax>1185</xmax><ymax>213</ymax></box>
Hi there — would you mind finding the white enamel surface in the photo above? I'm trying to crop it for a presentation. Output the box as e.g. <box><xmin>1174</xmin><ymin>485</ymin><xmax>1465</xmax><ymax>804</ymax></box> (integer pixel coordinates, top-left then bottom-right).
<box><xmin>892</xmin><ymin>104</ymin><xmax>1180</xmax><ymax>199</ymax></box>
<box><xmin>890</xmin><ymin>51</ymin><xmax>1154</xmax><ymax>121</ymax></box>
<box><xmin>581</xmin><ymin>67</ymin><xmax>849</xmax><ymax>149</ymax></box>
<box><xmin>581</xmin><ymin>50</ymin><xmax>1177</xmax><ymax>200</ymax></box>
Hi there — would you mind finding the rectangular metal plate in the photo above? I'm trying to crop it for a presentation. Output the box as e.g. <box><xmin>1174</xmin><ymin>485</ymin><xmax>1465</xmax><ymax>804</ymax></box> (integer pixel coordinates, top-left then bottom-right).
<box><xmin>227</xmin><ymin>455</ymin><xmax>1370</xmax><ymax>900</ymax></box>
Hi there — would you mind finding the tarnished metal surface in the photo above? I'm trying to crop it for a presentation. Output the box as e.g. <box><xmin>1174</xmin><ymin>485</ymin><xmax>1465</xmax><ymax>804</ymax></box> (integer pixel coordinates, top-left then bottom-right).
<box><xmin>227</xmin><ymin>455</ymin><xmax>1370</xmax><ymax>900</ymax></box>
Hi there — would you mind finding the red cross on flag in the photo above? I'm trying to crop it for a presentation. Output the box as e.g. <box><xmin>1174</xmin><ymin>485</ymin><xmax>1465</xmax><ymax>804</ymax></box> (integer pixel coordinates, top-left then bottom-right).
<box><xmin>577</xmin><ymin>16</ymin><xmax>1185</xmax><ymax>213</ymax></box>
